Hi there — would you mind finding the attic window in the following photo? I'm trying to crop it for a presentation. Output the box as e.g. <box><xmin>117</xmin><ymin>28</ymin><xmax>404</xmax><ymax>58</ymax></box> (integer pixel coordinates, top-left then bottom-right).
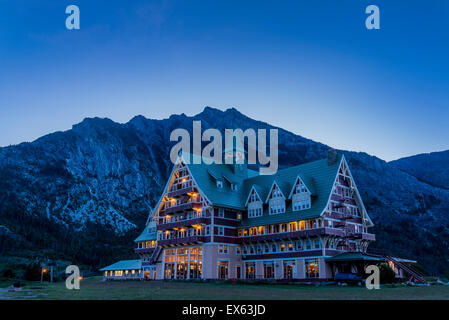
<box><xmin>269</xmin><ymin>185</ymin><xmax>285</xmax><ymax>214</ymax></box>
<box><xmin>231</xmin><ymin>183</ymin><xmax>238</xmax><ymax>191</ymax></box>
<box><xmin>292</xmin><ymin>178</ymin><xmax>311</xmax><ymax>212</ymax></box>
<box><xmin>217</xmin><ymin>180</ymin><xmax>223</xmax><ymax>188</ymax></box>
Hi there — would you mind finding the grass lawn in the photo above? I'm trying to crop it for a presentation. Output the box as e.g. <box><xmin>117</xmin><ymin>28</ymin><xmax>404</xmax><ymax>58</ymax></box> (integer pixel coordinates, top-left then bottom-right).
<box><xmin>1</xmin><ymin>276</ymin><xmax>449</xmax><ymax>300</ymax></box>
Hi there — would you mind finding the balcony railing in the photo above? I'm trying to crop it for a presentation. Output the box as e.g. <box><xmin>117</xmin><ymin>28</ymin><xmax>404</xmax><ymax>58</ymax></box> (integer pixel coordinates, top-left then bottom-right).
<box><xmin>161</xmin><ymin>211</ymin><xmax>207</xmax><ymax>224</ymax></box>
<box><xmin>134</xmin><ymin>247</ymin><xmax>156</xmax><ymax>254</ymax></box>
<box><xmin>157</xmin><ymin>217</ymin><xmax>210</xmax><ymax>231</ymax></box>
<box><xmin>158</xmin><ymin>235</ymin><xmax>206</xmax><ymax>246</ymax></box>
<box><xmin>166</xmin><ymin>185</ymin><xmax>195</xmax><ymax>198</ymax></box>
<box><xmin>346</xmin><ymin>232</ymin><xmax>375</xmax><ymax>241</ymax></box>
<box><xmin>161</xmin><ymin>201</ymin><xmax>202</xmax><ymax>215</ymax></box>
<box><xmin>238</xmin><ymin>227</ymin><xmax>344</xmax><ymax>243</ymax></box>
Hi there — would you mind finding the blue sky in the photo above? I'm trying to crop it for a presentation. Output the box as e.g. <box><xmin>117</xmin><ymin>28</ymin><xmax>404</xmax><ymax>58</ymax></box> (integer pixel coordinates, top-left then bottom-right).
<box><xmin>0</xmin><ymin>0</ymin><xmax>448</xmax><ymax>161</ymax></box>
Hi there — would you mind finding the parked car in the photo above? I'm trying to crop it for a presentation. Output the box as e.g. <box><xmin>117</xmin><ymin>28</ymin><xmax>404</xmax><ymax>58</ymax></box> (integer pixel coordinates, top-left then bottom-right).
<box><xmin>335</xmin><ymin>273</ymin><xmax>366</xmax><ymax>286</ymax></box>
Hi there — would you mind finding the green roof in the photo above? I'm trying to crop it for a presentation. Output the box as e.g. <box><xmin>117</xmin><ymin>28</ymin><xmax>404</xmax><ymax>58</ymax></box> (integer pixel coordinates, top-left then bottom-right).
<box><xmin>134</xmin><ymin>227</ymin><xmax>157</xmax><ymax>242</ymax></box>
<box><xmin>99</xmin><ymin>259</ymin><xmax>142</xmax><ymax>271</ymax></box>
<box><xmin>184</xmin><ymin>154</ymin><xmax>342</xmax><ymax>227</ymax></box>
<box><xmin>325</xmin><ymin>252</ymin><xmax>385</xmax><ymax>262</ymax></box>
<box><xmin>187</xmin><ymin>159</ymin><xmax>249</xmax><ymax>210</ymax></box>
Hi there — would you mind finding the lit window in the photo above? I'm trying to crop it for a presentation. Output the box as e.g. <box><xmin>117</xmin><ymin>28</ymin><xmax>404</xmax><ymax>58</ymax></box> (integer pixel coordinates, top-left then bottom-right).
<box><xmin>219</xmin><ymin>245</ymin><xmax>229</xmax><ymax>254</ymax></box>
<box><xmin>306</xmin><ymin>240</ymin><xmax>312</xmax><ymax>250</ymax></box>
<box><xmin>305</xmin><ymin>259</ymin><xmax>319</xmax><ymax>278</ymax></box>
<box><xmin>247</xmin><ymin>189</ymin><xmax>262</xmax><ymax>218</ymax></box>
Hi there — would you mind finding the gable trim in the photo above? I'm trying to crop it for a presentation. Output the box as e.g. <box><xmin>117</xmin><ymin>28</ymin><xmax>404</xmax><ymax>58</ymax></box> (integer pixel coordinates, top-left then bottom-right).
<box><xmin>146</xmin><ymin>159</ymin><xmax>181</xmax><ymax>225</ymax></box>
<box><xmin>341</xmin><ymin>155</ymin><xmax>374</xmax><ymax>227</ymax></box>
<box><xmin>319</xmin><ymin>156</ymin><xmax>344</xmax><ymax>218</ymax></box>
<box><xmin>287</xmin><ymin>175</ymin><xmax>312</xmax><ymax>199</ymax></box>
<box><xmin>244</xmin><ymin>185</ymin><xmax>263</xmax><ymax>207</ymax></box>
<box><xmin>264</xmin><ymin>180</ymin><xmax>286</xmax><ymax>203</ymax></box>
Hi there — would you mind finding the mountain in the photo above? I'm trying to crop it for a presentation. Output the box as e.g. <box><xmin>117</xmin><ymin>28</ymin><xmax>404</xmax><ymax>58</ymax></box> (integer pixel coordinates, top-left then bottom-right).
<box><xmin>1</xmin><ymin>107</ymin><xmax>449</xmax><ymax>275</ymax></box>
<box><xmin>390</xmin><ymin>150</ymin><xmax>449</xmax><ymax>190</ymax></box>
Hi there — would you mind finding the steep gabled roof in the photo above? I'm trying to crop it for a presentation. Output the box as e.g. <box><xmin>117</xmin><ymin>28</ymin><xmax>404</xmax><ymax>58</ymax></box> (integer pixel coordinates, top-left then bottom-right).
<box><xmin>288</xmin><ymin>175</ymin><xmax>313</xmax><ymax>199</ymax></box>
<box><xmin>264</xmin><ymin>180</ymin><xmax>287</xmax><ymax>203</ymax></box>
<box><xmin>186</xmin><ymin>161</ymin><xmax>247</xmax><ymax>209</ymax></box>
<box><xmin>244</xmin><ymin>185</ymin><xmax>263</xmax><ymax>206</ymax></box>
<box><xmin>182</xmin><ymin>153</ymin><xmax>342</xmax><ymax>227</ymax></box>
<box><xmin>239</xmin><ymin>156</ymin><xmax>341</xmax><ymax>227</ymax></box>
<box><xmin>134</xmin><ymin>226</ymin><xmax>157</xmax><ymax>242</ymax></box>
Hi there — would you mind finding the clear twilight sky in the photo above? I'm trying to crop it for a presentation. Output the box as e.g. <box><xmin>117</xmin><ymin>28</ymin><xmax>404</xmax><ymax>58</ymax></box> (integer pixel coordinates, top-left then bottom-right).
<box><xmin>0</xmin><ymin>0</ymin><xmax>448</xmax><ymax>161</ymax></box>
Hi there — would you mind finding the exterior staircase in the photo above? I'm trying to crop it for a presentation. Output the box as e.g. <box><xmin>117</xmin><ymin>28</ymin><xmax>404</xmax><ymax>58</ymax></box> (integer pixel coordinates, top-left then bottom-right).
<box><xmin>150</xmin><ymin>246</ymin><xmax>162</xmax><ymax>264</ymax></box>
<box><xmin>385</xmin><ymin>255</ymin><xmax>427</xmax><ymax>284</ymax></box>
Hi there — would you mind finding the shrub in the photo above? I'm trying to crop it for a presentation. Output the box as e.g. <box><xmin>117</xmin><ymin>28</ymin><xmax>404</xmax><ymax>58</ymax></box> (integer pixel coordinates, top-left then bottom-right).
<box><xmin>24</xmin><ymin>263</ymin><xmax>42</xmax><ymax>281</ymax></box>
<box><xmin>2</xmin><ymin>269</ymin><xmax>15</xmax><ymax>278</ymax></box>
<box><xmin>410</xmin><ymin>263</ymin><xmax>426</xmax><ymax>275</ymax></box>
<box><xmin>379</xmin><ymin>263</ymin><xmax>396</xmax><ymax>284</ymax></box>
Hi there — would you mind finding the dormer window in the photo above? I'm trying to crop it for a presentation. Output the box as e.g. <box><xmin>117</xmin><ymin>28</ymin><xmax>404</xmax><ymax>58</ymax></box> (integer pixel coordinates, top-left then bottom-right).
<box><xmin>268</xmin><ymin>183</ymin><xmax>285</xmax><ymax>215</ymax></box>
<box><xmin>217</xmin><ymin>180</ymin><xmax>223</xmax><ymax>188</ymax></box>
<box><xmin>246</xmin><ymin>187</ymin><xmax>262</xmax><ymax>218</ymax></box>
<box><xmin>291</xmin><ymin>177</ymin><xmax>311</xmax><ymax>211</ymax></box>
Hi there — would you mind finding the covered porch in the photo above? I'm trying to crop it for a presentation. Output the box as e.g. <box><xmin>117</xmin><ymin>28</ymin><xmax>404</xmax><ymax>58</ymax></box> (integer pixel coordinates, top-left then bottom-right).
<box><xmin>325</xmin><ymin>252</ymin><xmax>385</xmax><ymax>279</ymax></box>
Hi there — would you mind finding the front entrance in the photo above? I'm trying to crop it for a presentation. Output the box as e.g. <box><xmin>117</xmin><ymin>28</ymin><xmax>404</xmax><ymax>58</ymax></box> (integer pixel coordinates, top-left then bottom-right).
<box><xmin>163</xmin><ymin>246</ymin><xmax>203</xmax><ymax>280</ymax></box>
<box><xmin>264</xmin><ymin>262</ymin><xmax>274</xmax><ymax>279</ymax></box>
<box><xmin>283</xmin><ymin>261</ymin><xmax>295</xmax><ymax>279</ymax></box>
<box><xmin>177</xmin><ymin>262</ymin><xmax>188</xmax><ymax>279</ymax></box>
<box><xmin>245</xmin><ymin>262</ymin><xmax>256</xmax><ymax>279</ymax></box>
<box><xmin>164</xmin><ymin>263</ymin><xmax>175</xmax><ymax>279</ymax></box>
<box><xmin>236</xmin><ymin>266</ymin><xmax>241</xmax><ymax>279</ymax></box>
<box><xmin>218</xmin><ymin>261</ymin><xmax>229</xmax><ymax>279</ymax></box>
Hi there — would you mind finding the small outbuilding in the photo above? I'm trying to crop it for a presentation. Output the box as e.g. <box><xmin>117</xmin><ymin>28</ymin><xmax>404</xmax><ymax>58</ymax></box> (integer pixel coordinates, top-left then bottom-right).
<box><xmin>99</xmin><ymin>260</ymin><xmax>142</xmax><ymax>280</ymax></box>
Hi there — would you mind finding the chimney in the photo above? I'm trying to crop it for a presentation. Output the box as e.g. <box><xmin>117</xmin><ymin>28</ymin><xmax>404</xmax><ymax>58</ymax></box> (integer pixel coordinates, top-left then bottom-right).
<box><xmin>327</xmin><ymin>149</ymin><xmax>338</xmax><ymax>165</ymax></box>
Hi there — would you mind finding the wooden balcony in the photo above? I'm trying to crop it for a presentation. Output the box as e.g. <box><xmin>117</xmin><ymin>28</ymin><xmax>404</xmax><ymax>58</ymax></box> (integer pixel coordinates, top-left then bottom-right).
<box><xmin>239</xmin><ymin>227</ymin><xmax>344</xmax><ymax>244</ymax></box>
<box><xmin>333</xmin><ymin>221</ymin><xmax>346</xmax><ymax>228</ymax></box>
<box><xmin>158</xmin><ymin>235</ymin><xmax>206</xmax><ymax>247</ymax></box>
<box><xmin>241</xmin><ymin>249</ymin><xmax>323</xmax><ymax>260</ymax></box>
<box><xmin>134</xmin><ymin>247</ymin><xmax>155</xmax><ymax>254</ymax></box>
<box><xmin>166</xmin><ymin>186</ymin><xmax>195</xmax><ymax>198</ymax></box>
<box><xmin>358</xmin><ymin>232</ymin><xmax>376</xmax><ymax>241</ymax></box>
<box><xmin>157</xmin><ymin>217</ymin><xmax>210</xmax><ymax>231</ymax></box>
<box><xmin>344</xmin><ymin>232</ymin><xmax>376</xmax><ymax>241</ymax></box>
<box><xmin>161</xmin><ymin>201</ymin><xmax>202</xmax><ymax>215</ymax></box>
